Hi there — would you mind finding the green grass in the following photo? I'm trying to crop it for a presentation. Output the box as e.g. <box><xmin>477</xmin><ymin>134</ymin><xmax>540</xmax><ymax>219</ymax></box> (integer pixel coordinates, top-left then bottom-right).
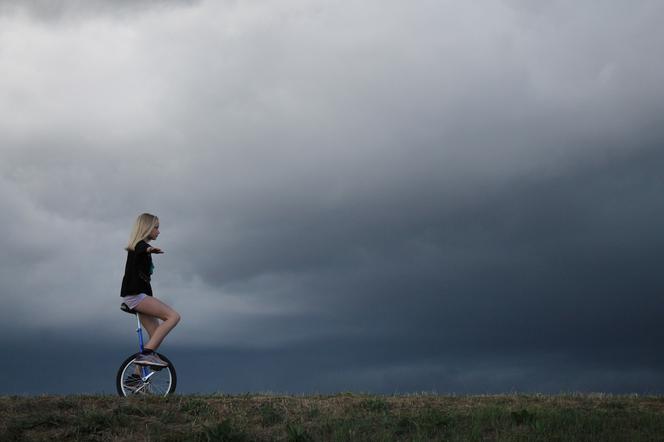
<box><xmin>1</xmin><ymin>393</ymin><xmax>664</xmax><ymax>441</ymax></box>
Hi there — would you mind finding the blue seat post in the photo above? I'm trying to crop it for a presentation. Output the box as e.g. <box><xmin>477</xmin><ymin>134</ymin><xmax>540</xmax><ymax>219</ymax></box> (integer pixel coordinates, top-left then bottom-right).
<box><xmin>135</xmin><ymin>312</ymin><xmax>150</xmax><ymax>378</ymax></box>
<box><xmin>136</xmin><ymin>312</ymin><xmax>145</xmax><ymax>353</ymax></box>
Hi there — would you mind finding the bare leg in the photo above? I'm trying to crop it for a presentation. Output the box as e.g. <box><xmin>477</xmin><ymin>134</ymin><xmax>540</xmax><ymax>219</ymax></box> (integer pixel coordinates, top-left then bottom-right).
<box><xmin>139</xmin><ymin>314</ymin><xmax>160</xmax><ymax>340</ymax></box>
<box><xmin>134</xmin><ymin>297</ymin><xmax>180</xmax><ymax>351</ymax></box>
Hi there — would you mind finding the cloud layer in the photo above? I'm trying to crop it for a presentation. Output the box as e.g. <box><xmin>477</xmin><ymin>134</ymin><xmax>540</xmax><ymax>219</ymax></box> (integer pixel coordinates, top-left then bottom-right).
<box><xmin>1</xmin><ymin>0</ymin><xmax>664</xmax><ymax>394</ymax></box>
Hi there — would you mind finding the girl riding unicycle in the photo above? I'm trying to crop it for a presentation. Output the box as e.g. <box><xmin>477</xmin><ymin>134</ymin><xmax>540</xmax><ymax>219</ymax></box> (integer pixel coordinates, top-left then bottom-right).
<box><xmin>116</xmin><ymin>213</ymin><xmax>181</xmax><ymax>396</ymax></box>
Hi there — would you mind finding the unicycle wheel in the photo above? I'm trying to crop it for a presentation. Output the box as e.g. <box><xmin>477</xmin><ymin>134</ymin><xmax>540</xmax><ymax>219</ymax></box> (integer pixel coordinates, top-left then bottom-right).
<box><xmin>116</xmin><ymin>352</ymin><xmax>177</xmax><ymax>397</ymax></box>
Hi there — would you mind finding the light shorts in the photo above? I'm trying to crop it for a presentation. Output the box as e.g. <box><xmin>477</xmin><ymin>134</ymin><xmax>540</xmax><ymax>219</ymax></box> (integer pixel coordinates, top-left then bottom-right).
<box><xmin>121</xmin><ymin>293</ymin><xmax>148</xmax><ymax>310</ymax></box>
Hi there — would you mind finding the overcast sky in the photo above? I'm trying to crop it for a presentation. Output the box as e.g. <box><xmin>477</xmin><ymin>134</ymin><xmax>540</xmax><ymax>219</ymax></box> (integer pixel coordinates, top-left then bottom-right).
<box><xmin>1</xmin><ymin>0</ymin><xmax>664</xmax><ymax>395</ymax></box>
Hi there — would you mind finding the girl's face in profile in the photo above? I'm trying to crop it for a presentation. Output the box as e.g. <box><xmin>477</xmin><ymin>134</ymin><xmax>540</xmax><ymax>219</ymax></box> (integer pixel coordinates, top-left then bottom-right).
<box><xmin>149</xmin><ymin>222</ymin><xmax>160</xmax><ymax>241</ymax></box>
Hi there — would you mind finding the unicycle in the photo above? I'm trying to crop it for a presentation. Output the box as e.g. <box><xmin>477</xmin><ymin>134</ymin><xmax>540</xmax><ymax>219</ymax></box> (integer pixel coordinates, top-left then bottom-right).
<box><xmin>116</xmin><ymin>303</ymin><xmax>177</xmax><ymax>396</ymax></box>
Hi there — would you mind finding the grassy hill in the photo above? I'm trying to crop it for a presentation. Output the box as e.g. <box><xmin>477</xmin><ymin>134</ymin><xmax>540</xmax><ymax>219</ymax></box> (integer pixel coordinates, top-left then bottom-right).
<box><xmin>2</xmin><ymin>393</ymin><xmax>664</xmax><ymax>441</ymax></box>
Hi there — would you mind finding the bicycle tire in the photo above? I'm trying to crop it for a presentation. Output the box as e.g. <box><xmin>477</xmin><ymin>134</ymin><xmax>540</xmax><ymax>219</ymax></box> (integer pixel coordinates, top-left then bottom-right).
<box><xmin>116</xmin><ymin>352</ymin><xmax>177</xmax><ymax>397</ymax></box>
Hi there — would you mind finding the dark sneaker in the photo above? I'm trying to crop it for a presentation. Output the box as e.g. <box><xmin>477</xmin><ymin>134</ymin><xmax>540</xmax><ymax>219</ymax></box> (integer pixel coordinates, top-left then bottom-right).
<box><xmin>134</xmin><ymin>353</ymin><xmax>168</xmax><ymax>367</ymax></box>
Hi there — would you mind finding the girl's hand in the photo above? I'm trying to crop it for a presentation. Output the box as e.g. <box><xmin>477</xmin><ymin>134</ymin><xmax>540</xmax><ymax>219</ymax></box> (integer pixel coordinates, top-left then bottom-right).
<box><xmin>148</xmin><ymin>247</ymin><xmax>164</xmax><ymax>254</ymax></box>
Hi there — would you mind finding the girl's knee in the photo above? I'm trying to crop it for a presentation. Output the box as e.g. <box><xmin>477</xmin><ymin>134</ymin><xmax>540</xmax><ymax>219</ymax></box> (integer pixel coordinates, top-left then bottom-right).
<box><xmin>169</xmin><ymin>310</ymin><xmax>181</xmax><ymax>325</ymax></box>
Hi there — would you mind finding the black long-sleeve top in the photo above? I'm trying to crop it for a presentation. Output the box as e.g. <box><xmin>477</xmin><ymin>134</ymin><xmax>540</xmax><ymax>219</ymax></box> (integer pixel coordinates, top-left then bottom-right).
<box><xmin>120</xmin><ymin>240</ymin><xmax>154</xmax><ymax>297</ymax></box>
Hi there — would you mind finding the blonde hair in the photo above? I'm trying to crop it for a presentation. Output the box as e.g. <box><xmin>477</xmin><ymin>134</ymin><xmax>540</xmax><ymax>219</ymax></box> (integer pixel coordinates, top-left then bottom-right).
<box><xmin>126</xmin><ymin>213</ymin><xmax>159</xmax><ymax>251</ymax></box>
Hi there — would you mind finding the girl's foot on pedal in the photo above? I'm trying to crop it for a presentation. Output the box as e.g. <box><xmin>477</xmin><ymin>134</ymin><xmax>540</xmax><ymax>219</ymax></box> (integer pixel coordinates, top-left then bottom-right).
<box><xmin>134</xmin><ymin>353</ymin><xmax>168</xmax><ymax>367</ymax></box>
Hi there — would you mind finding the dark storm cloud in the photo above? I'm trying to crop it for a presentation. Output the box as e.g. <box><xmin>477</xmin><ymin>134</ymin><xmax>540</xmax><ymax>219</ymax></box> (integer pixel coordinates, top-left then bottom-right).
<box><xmin>1</xmin><ymin>0</ymin><xmax>664</xmax><ymax>394</ymax></box>
<box><xmin>5</xmin><ymin>327</ymin><xmax>664</xmax><ymax>395</ymax></box>
<box><xmin>157</xmin><ymin>134</ymin><xmax>664</xmax><ymax>392</ymax></box>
